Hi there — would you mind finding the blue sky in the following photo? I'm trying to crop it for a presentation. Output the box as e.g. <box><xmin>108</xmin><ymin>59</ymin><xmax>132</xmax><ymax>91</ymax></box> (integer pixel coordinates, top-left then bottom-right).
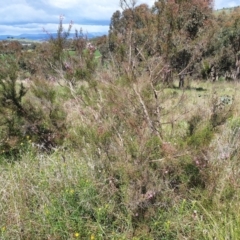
<box><xmin>0</xmin><ymin>0</ymin><xmax>239</xmax><ymax>36</ymax></box>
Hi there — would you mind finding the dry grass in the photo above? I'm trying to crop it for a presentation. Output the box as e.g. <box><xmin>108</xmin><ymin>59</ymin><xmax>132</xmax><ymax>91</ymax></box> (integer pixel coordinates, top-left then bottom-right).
<box><xmin>1</xmin><ymin>66</ymin><xmax>240</xmax><ymax>238</ymax></box>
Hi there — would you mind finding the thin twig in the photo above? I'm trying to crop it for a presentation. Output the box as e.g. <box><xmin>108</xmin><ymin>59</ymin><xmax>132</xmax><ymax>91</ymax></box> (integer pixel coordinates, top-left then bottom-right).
<box><xmin>133</xmin><ymin>84</ymin><xmax>163</xmax><ymax>142</ymax></box>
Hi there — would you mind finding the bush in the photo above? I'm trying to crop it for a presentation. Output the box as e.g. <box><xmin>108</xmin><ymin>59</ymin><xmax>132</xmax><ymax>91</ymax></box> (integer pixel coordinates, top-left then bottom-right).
<box><xmin>0</xmin><ymin>56</ymin><xmax>66</xmax><ymax>156</ymax></box>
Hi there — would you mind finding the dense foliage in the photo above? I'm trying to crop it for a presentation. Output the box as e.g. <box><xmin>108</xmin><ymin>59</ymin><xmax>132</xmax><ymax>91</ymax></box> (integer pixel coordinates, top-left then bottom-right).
<box><xmin>104</xmin><ymin>0</ymin><xmax>240</xmax><ymax>85</ymax></box>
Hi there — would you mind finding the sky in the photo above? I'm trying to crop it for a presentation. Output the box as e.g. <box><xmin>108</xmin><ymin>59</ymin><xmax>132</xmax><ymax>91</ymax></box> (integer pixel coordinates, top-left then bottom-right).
<box><xmin>0</xmin><ymin>0</ymin><xmax>239</xmax><ymax>36</ymax></box>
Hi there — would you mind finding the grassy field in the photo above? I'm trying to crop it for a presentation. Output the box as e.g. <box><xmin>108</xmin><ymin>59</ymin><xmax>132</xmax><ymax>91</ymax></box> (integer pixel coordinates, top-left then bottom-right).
<box><xmin>1</xmin><ymin>68</ymin><xmax>240</xmax><ymax>239</ymax></box>
<box><xmin>67</xmin><ymin>49</ymin><xmax>101</xmax><ymax>58</ymax></box>
<box><xmin>1</xmin><ymin>4</ymin><xmax>240</xmax><ymax>238</ymax></box>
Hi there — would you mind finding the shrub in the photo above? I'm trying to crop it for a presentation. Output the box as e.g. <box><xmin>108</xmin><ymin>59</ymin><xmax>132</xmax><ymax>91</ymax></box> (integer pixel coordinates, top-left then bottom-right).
<box><xmin>0</xmin><ymin>56</ymin><xmax>66</xmax><ymax>156</ymax></box>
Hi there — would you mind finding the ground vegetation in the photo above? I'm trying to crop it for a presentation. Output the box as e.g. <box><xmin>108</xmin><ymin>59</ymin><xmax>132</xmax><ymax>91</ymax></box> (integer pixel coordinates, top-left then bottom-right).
<box><xmin>1</xmin><ymin>1</ymin><xmax>240</xmax><ymax>239</ymax></box>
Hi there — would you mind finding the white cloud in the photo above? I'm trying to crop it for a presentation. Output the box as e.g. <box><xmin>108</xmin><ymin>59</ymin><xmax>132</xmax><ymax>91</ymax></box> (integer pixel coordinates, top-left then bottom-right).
<box><xmin>43</xmin><ymin>0</ymin><xmax>79</xmax><ymax>9</ymax></box>
<box><xmin>0</xmin><ymin>4</ymin><xmax>57</xmax><ymax>24</ymax></box>
<box><xmin>227</xmin><ymin>1</ymin><xmax>240</xmax><ymax>8</ymax></box>
<box><xmin>43</xmin><ymin>23</ymin><xmax>109</xmax><ymax>34</ymax></box>
<box><xmin>0</xmin><ymin>22</ymin><xmax>109</xmax><ymax>36</ymax></box>
<box><xmin>0</xmin><ymin>23</ymin><xmax>44</xmax><ymax>36</ymax></box>
<box><xmin>0</xmin><ymin>0</ymin><xmax>239</xmax><ymax>35</ymax></box>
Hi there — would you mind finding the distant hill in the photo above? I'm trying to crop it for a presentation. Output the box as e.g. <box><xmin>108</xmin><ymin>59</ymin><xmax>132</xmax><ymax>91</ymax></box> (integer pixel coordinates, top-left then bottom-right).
<box><xmin>0</xmin><ymin>32</ymin><xmax>107</xmax><ymax>42</ymax></box>
<box><xmin>215</xmin><ymin>5</ymin><xmax>240</xmax><ymax>12</ymax></box>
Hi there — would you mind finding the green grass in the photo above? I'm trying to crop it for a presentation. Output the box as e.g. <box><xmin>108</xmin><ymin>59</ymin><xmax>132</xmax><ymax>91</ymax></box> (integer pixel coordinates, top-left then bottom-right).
<box><xmin>94</xmin><ymin>50</ymin><xmax>101</xmax><ymax>58</ymax></box>
<box><xmin>67</xmin><ymin>49</ymin><xmax>101</xmax><ymax>59</ymax></box>
<box><xmin>1</xmin><ymin>60</ymin><xmax>240</xmax><ymax>238</ymax></box>
<box><xmin>1</xmin><ymin>6</ymin><xmax>240</xmax><ymax>238</ymax></box>
<box><xmin>68</xmin><ymin>50</ymin><xmax>76</xmax><ymax>56</ymax></box>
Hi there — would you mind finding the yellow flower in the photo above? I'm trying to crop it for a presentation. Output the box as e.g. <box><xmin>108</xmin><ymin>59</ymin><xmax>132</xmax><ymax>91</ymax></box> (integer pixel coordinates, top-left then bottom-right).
<box><xmin>45</xmin><ymin>209</ymin><xmax>50</xmax><ymax>215</ymax></box>
<box><xmin>26</xmin><ymin>135</ymin><xmax>30</xmax><ymax>139</ymax></box>
<box><xmin>74</xmin><ymin>232</ymin><xmax>80</xmax><ymax>238</ymax></box>
<box><xmin>70</xmin><ymin>189</ymin><xmax>74</xmax><ymax>194</ymax></box>
<box><xmin>1</xmin><ymin>226</ymin><xmax>6</xmax><ymax>232</ymax></box>
<box><xmin>90</xmin><ymin>234</ymin><xmax>95</xmax><ymax>240</ymax></box>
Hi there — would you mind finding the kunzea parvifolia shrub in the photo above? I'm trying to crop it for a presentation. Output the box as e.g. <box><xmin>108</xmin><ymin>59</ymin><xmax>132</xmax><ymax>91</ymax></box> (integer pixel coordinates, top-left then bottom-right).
<box><xmin>43</xmin><ymin>17</ymin><xmax>98</xmax><ymax>84</ymax></box>
<box><xmin>0</xmin><ymin>56</ymin><xmax>67</xmax><ymax>156</ymax></box>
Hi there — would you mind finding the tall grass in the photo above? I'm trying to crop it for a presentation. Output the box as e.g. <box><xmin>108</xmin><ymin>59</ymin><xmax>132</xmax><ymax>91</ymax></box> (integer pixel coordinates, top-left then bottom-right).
<box><xmin>1</xmin><ymin>60</ymin><xmax>240</xmax><ymax>239</ymax></box>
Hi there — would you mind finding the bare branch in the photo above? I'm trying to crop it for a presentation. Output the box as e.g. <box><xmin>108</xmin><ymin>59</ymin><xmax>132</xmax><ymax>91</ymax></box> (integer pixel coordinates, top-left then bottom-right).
<box><xmin>133</xmin><ymin>83</ymin><xmax>163</xmax><ymax>142</ymax></box>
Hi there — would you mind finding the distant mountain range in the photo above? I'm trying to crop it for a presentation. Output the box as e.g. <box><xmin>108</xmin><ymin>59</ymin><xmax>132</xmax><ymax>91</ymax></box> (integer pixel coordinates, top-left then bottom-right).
<box><xmin>0</xmin><ymin>32</ymin><xmax>107</xmax><ymax>41</ymax></box>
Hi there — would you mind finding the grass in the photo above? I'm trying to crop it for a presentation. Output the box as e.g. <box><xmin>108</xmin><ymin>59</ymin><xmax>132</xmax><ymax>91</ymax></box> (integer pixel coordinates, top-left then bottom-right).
<box><xmin>1</xmin><ymin>63</ymin><xmax>240</xmax><ymax>239</ymax></box>
<box><xmin>0</xmin><ymin>149</ymin><xmax>99</xmax><ymax>239</ymax></box>
<box><xmin>67</xmin><ymin>49</ymin><xmax>101</xmax><ymax>59</ymax></box>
